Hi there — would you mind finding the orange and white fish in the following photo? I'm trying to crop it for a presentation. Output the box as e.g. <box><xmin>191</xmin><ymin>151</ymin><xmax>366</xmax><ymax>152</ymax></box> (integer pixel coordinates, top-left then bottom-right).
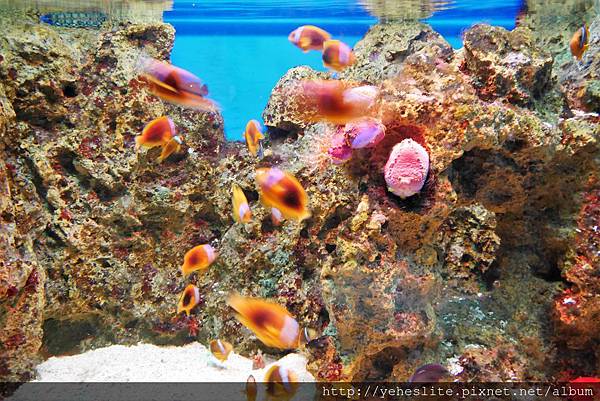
<box><xmin>246</xmin><ymin>375</ymin><xmax>258</xmax><ymax>401</ymax></box>
<box><xmin>244</xmin><ymin>120</ymin><xmax>265</xmax><ymax>157</ymax></box>
<box><xmin>136</xmin><ymin>116</ymin><xmax>183</xmax><ymax>162</ymax></box>
<box><xmin>138</xmin><ymin>56</ymin><xmax>219</xmax><ymax>111</ymax></box>
<box><xmin>227</xmin><ymin>294</ymin><xmax>302</xmax><ymax>349</ymax></box>
<box><xmin>232</xmin><ymin>183</ymin><xmax>252</xmax><ymax>224</ymax></box>
<box><xmin>271</xmin><ymin>207</ymin><xmax>284</xmax><ymax>226</ymax></box>
<box><xmin>181</xmin><ymin>244</ymin><xmax>217</xmax><ymax>277</ymax></box>
<box><xmin>570</xmin><ymin>23</ymin><xmax>590</xmax><ymax>60</ymax></box>
<box><xmin>209</xmin><ymin>339</ymin><xmax>233</xmax><ymax>362</ymax></box>
<box><xmin>255</xmin><ymin>168</ymin><xmax>311</xmax><ymax>222</ymax></box>
<box><xmin>177</xmin><ymin>284</ymin><xmax>201</xmax><ymax>316</ymax></box>
<box><xmin>298</xmin><ymin>79</ymin><xmax>379</xmax><ymax>125</ymax></box>
<box><xmin>264</xmin><ymin>365</ymin><xmax>299</xmax><ymax>400</ymax></box>
<box><xmin>288</xmin><ymin>25</ymin><xmax>331</xmax><ymax>52</ymax></box>
<box><xmin>322</xmin><ymin>40</ymin><xmax>356</xmax><ymax>72</ymax></box>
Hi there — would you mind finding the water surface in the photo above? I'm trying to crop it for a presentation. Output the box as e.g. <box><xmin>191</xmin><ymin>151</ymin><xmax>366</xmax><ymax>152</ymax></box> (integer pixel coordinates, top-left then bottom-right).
<box><xmin>165</xmin><ymin>0</ymin><xmax>523</xmax><ymax>139</ymax></box>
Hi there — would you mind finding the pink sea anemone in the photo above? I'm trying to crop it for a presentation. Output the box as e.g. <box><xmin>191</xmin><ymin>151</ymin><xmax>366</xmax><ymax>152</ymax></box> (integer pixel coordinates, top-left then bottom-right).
<box><xmin>327</xmin><ymin>127</ymin><xmax>353</xmax><ymax>164</ymax></box>
<box><xmin>343</xmin><ymin>117</ymin><xmax>386</xmax><ymax>149</ymax></box>
<box><xmin>384</xmin><ymin>139</ymin><xmax>430</xmax><ymax>198</ymax></box>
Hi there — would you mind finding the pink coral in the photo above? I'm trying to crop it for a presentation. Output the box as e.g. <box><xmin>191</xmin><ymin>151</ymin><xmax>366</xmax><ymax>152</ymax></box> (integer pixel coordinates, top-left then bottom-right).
<box><xmin>344</xmin><ymin>117</ymin><xmax>386</xmax><ymax>149</ymax></box>
<box><xmin>327</xmin><ymin>128</ymin><xmax>352</xmax><ymax>164</ymax></box>
<box><xmin>384</xmin><ymin>139</ymin><xmax>429</xmax><ymax>198</ymax></box>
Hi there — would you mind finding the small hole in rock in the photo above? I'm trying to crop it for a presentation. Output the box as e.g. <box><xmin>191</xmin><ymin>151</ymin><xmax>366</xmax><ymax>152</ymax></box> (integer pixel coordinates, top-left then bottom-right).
<box><xmin>62</xmin><ymin>83</ymin><xmax>78</xmax><ymax>98</ymax></box>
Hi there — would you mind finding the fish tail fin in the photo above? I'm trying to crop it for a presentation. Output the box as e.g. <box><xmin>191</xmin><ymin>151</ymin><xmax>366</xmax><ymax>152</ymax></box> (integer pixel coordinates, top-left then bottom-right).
<box><xmin>158</xmin><ymin>139</ymin><xmax>181</xmax><ymax>163</ymax></box>
<box><xmin>134</xmin><ymin>136</ymin><xmax>143</xmax><ymax>150</ymax></box>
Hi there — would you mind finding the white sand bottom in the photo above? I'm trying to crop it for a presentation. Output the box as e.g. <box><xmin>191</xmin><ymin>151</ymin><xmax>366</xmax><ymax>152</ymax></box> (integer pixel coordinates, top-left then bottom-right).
<box><xmin>8</xmin><ymin>343</ymin><xmax>316</xmax><ymax>401</ymax></box>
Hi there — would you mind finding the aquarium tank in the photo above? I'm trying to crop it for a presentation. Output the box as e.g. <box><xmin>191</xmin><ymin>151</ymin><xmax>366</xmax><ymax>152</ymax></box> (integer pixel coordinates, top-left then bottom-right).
<box><xmin>0</xmin><ymin>0</ymin><xmax>599</xmax><ymax>400</ymax></box>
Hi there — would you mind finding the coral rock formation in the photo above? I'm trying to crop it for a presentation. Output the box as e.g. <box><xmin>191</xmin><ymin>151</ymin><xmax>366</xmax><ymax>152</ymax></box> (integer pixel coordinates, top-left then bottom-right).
<box><xmin>462</xmin><ymin>24</ymin><xmax>553</xmax><ymax>106</ymax></box>
<box><xmin>0</xmin><ymin>12</ymin><xmax>225</xmax><ymax>380</ymax></box>
<box><xmin>340</xmin><ymin>21</ymin><xmax>453</xmax><ymax>83</ymax></box>
<box><xmin>554</xmin><ymin>182</ymin><xmax>600</xmax><ymax>367</ymax></box>
<box><xmin>1</xmin><ymin>7</ymin><xmax>599</xmax><ymax>383</ymax></box>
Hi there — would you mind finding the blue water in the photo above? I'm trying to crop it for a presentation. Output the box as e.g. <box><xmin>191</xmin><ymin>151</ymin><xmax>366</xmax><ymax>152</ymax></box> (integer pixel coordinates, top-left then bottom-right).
<box><xmin>164</xmin><ymin>0</ymin><xmax>523</xmax><ymax>140</ymax></box>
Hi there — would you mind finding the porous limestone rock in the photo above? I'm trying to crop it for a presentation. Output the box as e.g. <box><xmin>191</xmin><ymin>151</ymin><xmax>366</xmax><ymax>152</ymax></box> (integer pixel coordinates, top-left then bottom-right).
<box><xmin>339</xmin><ymin>21</ymin><xmax>453</xmax><ymax>84</ymax></box>
<box><xmin>0</xmin><ymin>12</ymin><xmax>226</xmax><ymax>380</ymax></box>
<box><xmin>553</xmin><ymin>183</ymin><xmax>600</xmax><ymax>373</ymax></box>
<box><xmin>436</xmin><ymin>204</ymin><xmax>501</xmax><ymax>294</ymax></box>
<box><xmin>519</xmin><ymin>0</ymin><xmax>598</xmax><ymax>67</ymax></box>
<box><xmin>558</xmin><ymin>15</ymin><xmax>600</xmax><ymax>113</ymax></box>
<box><xmin>462</xmin><ymin>24</ymin><xmax>553</xmax><ymax>107</ymax></box>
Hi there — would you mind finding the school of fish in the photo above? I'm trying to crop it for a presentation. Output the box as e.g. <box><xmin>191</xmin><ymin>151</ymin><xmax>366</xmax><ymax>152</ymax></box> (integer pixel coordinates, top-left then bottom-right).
<box><xmin>131</xmin><ymin>21</ymin><xmax>595</xmax><ymax>393</ymax></box>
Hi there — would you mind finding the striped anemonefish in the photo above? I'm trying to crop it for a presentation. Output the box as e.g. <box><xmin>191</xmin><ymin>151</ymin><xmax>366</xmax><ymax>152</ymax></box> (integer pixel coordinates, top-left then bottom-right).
<box><xmin>244</xmin><ymin>119</ymin><xmax>265</xmax><ymax>158</ymax></box>
<box><xmin>181</xmin><ymin>244</ymin><xmax>217</xmax><ymax>277</ymax></box>
<box><xmin>232</xmin><ymin>183</ymin><xmax>252</xmax><ymax>224</ymax></box>
<box><xmin>255</xmin><ymin>168</ymin><xmax>311</xmax><ymax>222</ymax></box>
<box><xmin>570</xmin><ymin>23</ymin><xmax>590</xmax><ymax>60</ymax></box>
<box><xmin>288</xmin><ymin>25</ymin><xmax>331</xmax><ymax>52</ymax></box>
<box><xmin>209</xmin><ymin>339</ymin><xmax>233</xmax><ymax>362</ymax></box>
<box><xmin>177</xmin><ymin>284</ymin><xmax>201</xmax><ymax>316</ymax></box>
<box><xmin>227</xmin><ymin>294</ymin><xmax>316</xmax><ymax>350</ymax></box>
<box><xmin>298</xmin><ymin>79</ymin><xmax>379</xmax><ymax>125</ymax></box>
<box><xmin>264</xmin><ymin>364</ymin><xmax>299</xmax><ymax>400</ymax></box>
<box><xmin>137</xmin><ymin>56</ymin><xmax>219</xmax><ymax>111</ymax></box>
<box><xmin>135</xmin><ymin>116</ymin><xmax>183</xmax><ymax>162</ymax></box>
<box><xmin>322</xmin><ymin>40</ymin><xmax>356</xmax><ymax>72</ymax></box>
